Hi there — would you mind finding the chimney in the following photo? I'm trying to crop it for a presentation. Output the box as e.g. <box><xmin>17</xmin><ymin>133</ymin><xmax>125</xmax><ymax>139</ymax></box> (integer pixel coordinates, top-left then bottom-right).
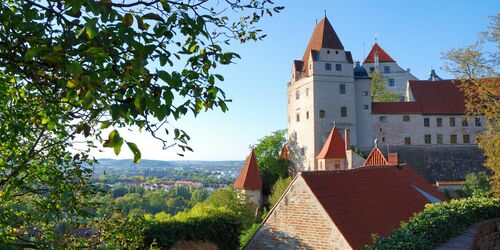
<box><xmin>388</xmin><ymin>153</ymin><xmax>398</xmax><ymax>165</ymax></box>
<box><xmin>344</xmin><ymin>128</ymin><xmax>350</xmax><ymax>151</ymax></box>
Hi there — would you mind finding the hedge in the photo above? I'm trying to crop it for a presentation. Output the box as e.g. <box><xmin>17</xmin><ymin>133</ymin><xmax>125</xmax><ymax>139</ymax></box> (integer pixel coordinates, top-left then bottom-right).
<box><xmin>143</xmin><ymin>212</ymin><xmax>242</xmax><ymax>250</ymax></box>
<box><xmin>366</xmin><ymin>197</ymin><xmax>500</xmax><ymax>250</ymax></box>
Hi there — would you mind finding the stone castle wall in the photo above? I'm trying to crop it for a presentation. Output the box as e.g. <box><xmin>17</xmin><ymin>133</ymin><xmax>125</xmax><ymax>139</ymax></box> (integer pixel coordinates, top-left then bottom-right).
<box><xmin>362</xmin><ymin>145</ymin><xmax>487</xmax><ymax>182</ymax></box>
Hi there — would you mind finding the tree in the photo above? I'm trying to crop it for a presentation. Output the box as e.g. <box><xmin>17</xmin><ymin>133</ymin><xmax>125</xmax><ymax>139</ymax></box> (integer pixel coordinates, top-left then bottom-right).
<box><xmin>252</xmin><ymin>129</ymin><xmax>289</xmax><ymax>195</ymax></box>
<box><xmin>370</xmin><ymin>71</ymin><xmax>401</xmax><ymax>102</ymax></box>
<box><xmin>268</xmin><ymin>176</ymin><xmax>292</xmax><ymax>208</ymax></box>
<box><xmin>200</xmin><ymin>188</ymin><xmax>255</xmax><ymax>229</ymax></box>
<box><xmin>463</xmin><ymin>172</ymin><xmax>492</xmax><ymax>197</ymax></box>
<box><xmin>442</xmin><ymin>13</ymin><xmax>500</xmax><ymax>196</ymax></box>
<box><xmin>0</xmin><ymin>1</ymin><xmax>283</xmax><ymax>247</ymax></box>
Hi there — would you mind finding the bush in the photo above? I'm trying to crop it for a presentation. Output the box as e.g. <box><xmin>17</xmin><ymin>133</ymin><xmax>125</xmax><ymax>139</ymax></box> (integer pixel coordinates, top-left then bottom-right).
<box><xmin>463</xmin><ymin>171</ymin><xmax>492</xmax><ymax>197</ymax></box>
<box><xmin>240</xmin><ymin>223</ymin><xmax>260</xmax><ymax>249</ymax></box>
<box><xmin>143</xmin><ymin>211</ymin><xmax>242</xmax><ymax>250</ymax></box>
<box><xmin>366</xmin><ymin>197</ymin><xmax>500</xmax><ymax>250</ymax></box>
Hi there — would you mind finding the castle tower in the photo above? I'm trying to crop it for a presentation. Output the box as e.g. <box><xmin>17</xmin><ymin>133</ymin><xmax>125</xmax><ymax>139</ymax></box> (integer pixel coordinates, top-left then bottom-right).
<box><xmin>287</xmin><ymin>17</ymin><xmax>356</xmax><ymax>172</ymax></box>
<box><xmin>362</xmin><ymin>43</ymin><xmax>418</xmax><ymax>98</ymax></box>
<box><xmin>316</xmin><ymin>126</ymin><xmax>347</xmax><ymax>170</ymax></box>
<box><xmin>233</xmin><ymin>149</ymin><xmax>263</xmax><ymax>207</ymax></box>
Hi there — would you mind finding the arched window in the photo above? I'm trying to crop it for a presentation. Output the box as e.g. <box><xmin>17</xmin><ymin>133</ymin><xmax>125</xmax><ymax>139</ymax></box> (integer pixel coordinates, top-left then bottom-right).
<box><xmin>319</xmin><ymin>110</ymin><xmax>325</xmax><ymax>118</ymax></box>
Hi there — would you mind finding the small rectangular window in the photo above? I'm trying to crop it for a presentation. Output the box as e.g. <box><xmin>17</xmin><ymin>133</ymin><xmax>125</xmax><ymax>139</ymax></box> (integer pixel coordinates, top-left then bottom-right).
<box><xmin>339</xmin><ymin>84</ymin><xmax>346</xmax><ymax>94</ymax></box>
<box><xmin>388</xmin><ymin>78</ymin><xmax>395</xmax><ymax>87</ymax></box>
<box><xmin>424</xmin><ymin>118</ymin><xmax>430</xmax><ymax>127</ymax></box>
<box><xmin>403</xmin><ymin>115</ymin><xmax>410</xmax><ymax>122</ymax></box>
<box><xmin>437</xmin><ymin>118</ymin><xmax>442</xmax><ymax>127</ymax></box>
<box><xmin>379</xmin><ymin>116</ymin><xmax>387</xmax><ymax>122</ymax></box>
<box><xmin>384</xmin><ymin>66</ymin><xmax>390</xmax><ymax>74</ymax></box>
<box><xmin>450</xmin><ymin>134</ymin><xmax>457</xmax><ymax>144</ymax></box>
<box><xmin>370</xmin><ymin>67</ymin><xmax>375</xmax><ymax>73</ymax></box>
<box><xmin>296</xmin><ymin>113</ymin><xmax>300</xmax><ymax>122</ymax></box>
<box><xmin>424</xmin><ymin>134</ymin><xmax>431</xmax><ymax>144</ymax></box>
<box><xmin>295</xmin><ymin>90</ymin><xmax>300</xmax><ymax>100</ymax></box>
<box><xmin>463</xmin><ymin>134</ymin><xmax>470</xmax><ymax>143</ymax></box>
<box><xmin>362</xmin><ymin>104</ymin><xmax>369</xmax><ymax>110</ymax></box>
<box><xmin>450</xmin><ymin>117</ymin><xmax>456</xmax><ymax>127</ymax></box>
<box><xmin>362</xmin><ymin>91</ymin><xmax>369</xmax><ymax>96</ymax></box>
<box><xmin>475</xmin><ymin>117</ymin><xmax>482</xmax><ymax>127</ymax></box>
<box><xmin>335</xmin><ymin>64</ymin><xmax>342</xmax><ymax>71</ymax></box>
<box><xmin>462</xmin><ymin>117</ymin><xmax>468</xmax><ymax>127</ymax></box>
<box><xmin>404</xmin><ymin>137</ymin><xmax>411</xmax><ymax>145</ymax></box>
<box><xmin>306</xmin><ymin>88</ymin><xmax>309</xmax><ymax>97</ymax></box>
<box><xmin>341</xmin><ymin>107</ymin><xmax>347</xmax><ymax>117</ymax></box>
<box><xmin>325</xmin><ymin>63</ymin><xmax>332</xmax><ymax>71</ymax></box>
<box><xmin>437</xmin><ymin>134</ymin><xmax>443</xmax><ymax>144</ymax></box>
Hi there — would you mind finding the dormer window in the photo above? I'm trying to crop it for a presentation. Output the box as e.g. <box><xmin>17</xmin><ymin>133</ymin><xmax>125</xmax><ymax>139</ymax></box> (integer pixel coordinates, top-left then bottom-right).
<box><xmin>325</xmin><ymin>63</ymin><xmax>332</xmax><ymax>71</ymax></box>
<box><xmin>384</xmin><ymin>66</ymin><xmax>390</xmax><ymax>74</ymax></box>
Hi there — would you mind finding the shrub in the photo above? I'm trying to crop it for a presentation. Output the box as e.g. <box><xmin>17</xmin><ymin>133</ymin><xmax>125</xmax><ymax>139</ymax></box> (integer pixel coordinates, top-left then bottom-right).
<box><xmin>463</xmin><ymin>171</ymin><xmax>492</xmax><ymax>197</ymax></box>
<box><xmin>366</xmin><ymin>197</ymin><xmax>500</xmax><ymax>250</ymax></box>
<box><xmin>239</xmin><ymin>223</ymin><xmax>260</xmax><ymax>249</ymax></box>
<box><xmin>143</xmin><ymin>211</ymin><xmax>242</xmax><ymax>250</ymax></box>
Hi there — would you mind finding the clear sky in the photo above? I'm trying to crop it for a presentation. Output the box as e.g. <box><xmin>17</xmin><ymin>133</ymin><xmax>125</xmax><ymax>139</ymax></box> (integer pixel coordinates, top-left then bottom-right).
<box><xmin>95</xmin><ymin>0</ymin><xmax>499</xmax><ymax>161</ymax></box>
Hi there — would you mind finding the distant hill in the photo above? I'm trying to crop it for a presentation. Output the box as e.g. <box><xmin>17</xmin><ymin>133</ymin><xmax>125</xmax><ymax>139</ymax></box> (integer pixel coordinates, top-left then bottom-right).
<box><xmin>92</xmin><ymin>159</ymin><xmax>244</xmax><ymax>170</ymax></box>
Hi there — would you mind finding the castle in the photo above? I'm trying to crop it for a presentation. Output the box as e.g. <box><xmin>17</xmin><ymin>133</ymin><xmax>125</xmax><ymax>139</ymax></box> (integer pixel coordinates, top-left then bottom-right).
<box><xmin>287</xmin><ymin>17</ymin><xmax>486</xmax><ymax>172</ymax></box>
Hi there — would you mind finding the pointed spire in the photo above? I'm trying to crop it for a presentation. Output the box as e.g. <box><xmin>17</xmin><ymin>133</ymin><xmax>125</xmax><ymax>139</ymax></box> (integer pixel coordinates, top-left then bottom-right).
<box><xmin>233</xmin><ymin>150</ymin><xmax>263</xmax><ymax>190</ymax></box>
<box><xmin>316</xmin><ymin>126</ymin><xmax>347</xmax><ymax>159</ymax></box>
<box><xmin>363</xmin><ymin>43</ymin><xmax>395</xmax><ymax>64</ymax></box>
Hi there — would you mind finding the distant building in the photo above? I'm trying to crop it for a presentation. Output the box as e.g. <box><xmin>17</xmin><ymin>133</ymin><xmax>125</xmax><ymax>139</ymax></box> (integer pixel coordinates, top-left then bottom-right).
<box><xmin>246</xmin><ymin>151</ymin><xmax>447</xmax><ymax>249</ymax></box>
<box><xmin>287</xmin><ymin>17</ymin><xmax>488</xmax><ymax>172</ymax></box>
<box><xmin>233</xmin><ymin>150</ymin><xmax>263</xmax><ymax>207</ymax></box>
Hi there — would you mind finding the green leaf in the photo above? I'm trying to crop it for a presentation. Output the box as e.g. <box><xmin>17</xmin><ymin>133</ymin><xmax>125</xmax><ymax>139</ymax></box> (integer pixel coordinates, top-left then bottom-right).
<box><xmin>114</xmin><ymin>137</ymin><xmax>124</xmax><ymax>155</ymax></box>
<box><xmin>100</xmin><ymin>121</ymin><xmax>111</xmax><ymax>129</ymax></box>
<box><xmin>85</xmin><ymin>25</ymin><xmax>97</xmax><ymax>39</ymax></box>
<box><xmin>103</xmin><ymin>129</ymin><xmax>120</xmax><ymax>147</ymax></box>
<box><xmin>126</xmin><ymin>142</ymin><xmax>141</xmax><ymax>163</ymax></box>
<box><xmin>66</xmin><ymin>61</ymin><xmax>83</xmax><ymax>75</ymax></box>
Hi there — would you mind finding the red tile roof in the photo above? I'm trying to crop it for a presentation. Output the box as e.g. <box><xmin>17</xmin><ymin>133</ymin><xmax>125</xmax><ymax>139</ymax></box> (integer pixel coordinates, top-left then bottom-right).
<box><xmin>409</xmin><ymin>80</ymin><xmax>466</xmax><ymax>115</ymax></box>
<box><xmin>233</xmin><ymin>150</ymin><xmax>262</xmax><ymax>190</ymax></box>
<box><xmin>363</xmin><ymin>147</ymin><xmax>389</xmax><ymax>166</ymax></box>
<box><xmin>363</xmin><ymin>43</ymin><xmax>395</xmax><ymax>63</ymax></box>
<box><xmin>297</xmin><ymin>17</ymin><xmax>344</xmax><ymax>79</ymax></box>
<box><xmin>301</xmin><ymin>165</ymin><xmax>448</xmax><ymax>249</ymax></box>
<box><xmin>372</xmin><ymin>80</ymin><xmax>468</xmax><ymax>115</ymax></box>
<box><xmin>316</xmin><ymin>126</ymin><xmax>346</xmax><ymax>159</ymax></box>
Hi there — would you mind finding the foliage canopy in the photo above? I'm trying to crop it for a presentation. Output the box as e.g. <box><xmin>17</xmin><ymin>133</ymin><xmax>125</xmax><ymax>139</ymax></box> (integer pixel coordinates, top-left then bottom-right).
<box><xmin>0</xmin><ymin>0</ymin><xmax>282</xmax><ymax>247</ymax></box>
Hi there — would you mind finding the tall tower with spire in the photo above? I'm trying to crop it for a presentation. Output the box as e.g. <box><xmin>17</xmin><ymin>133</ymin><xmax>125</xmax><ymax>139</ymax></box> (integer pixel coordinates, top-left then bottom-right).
<box><xmin>287</xmin><ymin>17</ymin><xmax>356</xmax><ymax>172</ymax></box>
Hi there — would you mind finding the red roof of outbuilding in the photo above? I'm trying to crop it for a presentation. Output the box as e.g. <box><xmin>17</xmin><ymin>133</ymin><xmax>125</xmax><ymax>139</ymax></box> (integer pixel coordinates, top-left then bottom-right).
<box><xmin>363</xmin><ymin>43</ymin><xmax>395</xmax><ymax>63</ymax></box>
<box><xmin>363</xmin><ymin>147</ymin><xmax>389</xmax><ymax>166</ymax></box>
<box><xmin>301</xmin><ymin>166</ymin><xmax>448</xmax><ymax>249</ymax></box>
<box><xmin>233</xmin><ymin>150</ymin><xmax>262</xmax><ymax>190</ymax></box>
<box><xmin>316</xmin><ymin>126</ymin><xmax>346</xmax><ymax>159</ymax></box>
<box><xmin>297</xmin><ymin>17</ymin><xmax>345</xmax><ymax>79</ymax></box>
<box><xmin>372</xmin><ymin>80</ymin><xmax>468</xmax><ymax>115</ymax></box>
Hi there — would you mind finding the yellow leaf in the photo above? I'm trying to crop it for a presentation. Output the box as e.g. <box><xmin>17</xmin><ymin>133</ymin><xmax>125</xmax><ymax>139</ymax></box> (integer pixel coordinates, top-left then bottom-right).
<box><xmin>67</xmin><ymin>79</ymin><xmax>79</xmax><ymax>88</ymax></box>
<box><xmin>123</xmin><ymin>13</ymin><xmax>134</xmax><ymax>27</ymax></box>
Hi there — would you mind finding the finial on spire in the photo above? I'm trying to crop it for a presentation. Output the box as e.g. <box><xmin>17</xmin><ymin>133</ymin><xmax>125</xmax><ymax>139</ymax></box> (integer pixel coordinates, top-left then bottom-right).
<box><xmin>333</xmin><ymin>121</ymin><xmax>336</xmax><ymax>127</ymax></box>
<box><xmin>374</xmin><ymin>138</ymin><xmax>378</xmax><ymax>148</ymax></box>
<box><xmin>374</xmin><ymin>33</ymin><xmax>378</xmax><ymax>42</ymax></box>
<box><xmin>324</xmin><ymin>10</ymin><xmax>326</xmax><ymax>18</ymax></box>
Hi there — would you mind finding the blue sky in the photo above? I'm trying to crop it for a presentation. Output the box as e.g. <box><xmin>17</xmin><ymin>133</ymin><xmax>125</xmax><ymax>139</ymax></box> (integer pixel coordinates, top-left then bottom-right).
<box><xmin>96</xmin><ymin>0</ymin><xmax>498</xmax><ymax>161</ymax></box>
